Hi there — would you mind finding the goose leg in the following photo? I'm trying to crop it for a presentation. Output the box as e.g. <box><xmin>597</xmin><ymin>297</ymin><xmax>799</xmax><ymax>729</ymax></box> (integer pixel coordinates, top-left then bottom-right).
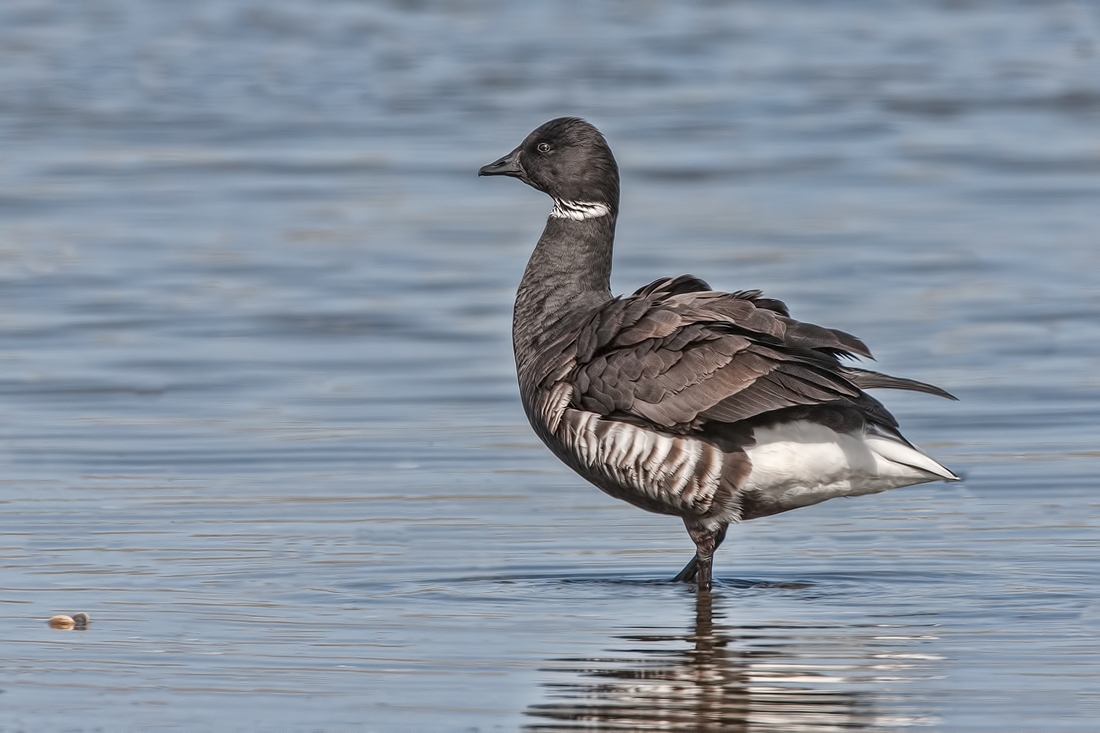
<box><xmin>679</xmin><ymin>522</ymin><xmax>728</xmax><ymax>591</ymax></box>
<box><xmin>672</xmin><ymin>554</ymin><xmax>699</xmax><ymax>583</ymax></box>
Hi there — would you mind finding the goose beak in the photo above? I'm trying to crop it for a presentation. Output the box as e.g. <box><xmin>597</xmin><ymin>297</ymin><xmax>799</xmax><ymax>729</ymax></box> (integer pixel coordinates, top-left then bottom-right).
<box><xmin>478</xmin><ymin>147</ymin><xmax>523</xmax><ymax>178</ymax></box>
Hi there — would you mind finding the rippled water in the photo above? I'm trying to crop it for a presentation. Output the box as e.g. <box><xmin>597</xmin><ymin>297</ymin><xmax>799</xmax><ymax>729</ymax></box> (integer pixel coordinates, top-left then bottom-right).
<box><xmin>2</xmin><ymin>1</ymin><xmax>1100</xmax><ymax>730</ymax></box>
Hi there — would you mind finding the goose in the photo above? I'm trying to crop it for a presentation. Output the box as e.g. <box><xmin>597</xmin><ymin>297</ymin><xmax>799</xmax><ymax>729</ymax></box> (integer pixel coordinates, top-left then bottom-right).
<box><xmin>479</xmin><ymin>117</ymin><xmax>957</xmax><ymax>591</ymax></box>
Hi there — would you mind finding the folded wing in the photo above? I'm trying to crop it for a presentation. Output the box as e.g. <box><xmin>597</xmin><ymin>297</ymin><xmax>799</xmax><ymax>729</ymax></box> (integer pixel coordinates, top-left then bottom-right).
<box><xmin>536</xmin><ymin>275</ymin><xmax>951</xmax><ymax>437</ymax></box>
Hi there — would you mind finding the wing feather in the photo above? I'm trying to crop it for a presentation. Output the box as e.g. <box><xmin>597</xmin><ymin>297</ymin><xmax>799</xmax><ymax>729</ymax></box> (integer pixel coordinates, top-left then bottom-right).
<box><xmin>546</xmin><ymin>277</ymin><xmax>951</xmax><ymax>434</ymax></box>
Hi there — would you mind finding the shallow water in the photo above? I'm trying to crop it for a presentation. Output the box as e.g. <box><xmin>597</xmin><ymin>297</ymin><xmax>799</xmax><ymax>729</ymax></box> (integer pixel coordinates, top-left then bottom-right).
<box><xmin>2</xmin><ymin>1</ymin><xmax>1100</xmax><ymax>730</ymax></box>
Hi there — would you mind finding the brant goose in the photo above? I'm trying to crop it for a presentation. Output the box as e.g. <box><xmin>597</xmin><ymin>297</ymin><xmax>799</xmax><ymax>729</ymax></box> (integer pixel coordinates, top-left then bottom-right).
<box><xmin>480</xmin><ymin>117</ymin><xmax>957</xmax><ymax>591</ymax></box>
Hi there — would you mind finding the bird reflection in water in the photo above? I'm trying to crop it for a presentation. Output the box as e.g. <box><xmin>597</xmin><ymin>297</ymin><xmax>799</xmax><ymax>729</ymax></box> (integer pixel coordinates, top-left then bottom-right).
<box><xmin>525</xmin><ymin>591</ymin><xmax>932</xmax><ymax>731</ymax></box>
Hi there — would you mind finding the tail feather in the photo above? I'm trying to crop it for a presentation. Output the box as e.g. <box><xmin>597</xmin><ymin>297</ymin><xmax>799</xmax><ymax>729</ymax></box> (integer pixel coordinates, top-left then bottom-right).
<box><xmin>866</xmin><ymin>435</ymin><xmax>959</xmax><ymax>481</ymax></box>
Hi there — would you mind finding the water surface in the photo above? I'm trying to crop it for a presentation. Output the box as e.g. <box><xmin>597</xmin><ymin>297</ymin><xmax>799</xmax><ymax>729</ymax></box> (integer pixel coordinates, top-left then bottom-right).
<box><xmin>2</xmin><ymin>1</ymin><xmax>1100</xmax><ymax>730</ymax></box>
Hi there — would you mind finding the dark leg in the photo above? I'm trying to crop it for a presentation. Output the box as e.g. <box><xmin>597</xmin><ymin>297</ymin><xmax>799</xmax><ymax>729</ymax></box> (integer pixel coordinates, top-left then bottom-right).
<box><xmin>679</xmin><ymin>522</ymin><xmax>728</xmax><ymax>591</ymax></box>
<box><xmin>672</xmin><ymin>554</ymin><xmax>699</xmax><ymax>583</ymax></box>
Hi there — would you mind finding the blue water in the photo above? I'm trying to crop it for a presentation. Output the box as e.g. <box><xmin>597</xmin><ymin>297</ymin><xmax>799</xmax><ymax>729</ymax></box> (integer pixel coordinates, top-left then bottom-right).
<box><xmin>2</xmin><ymin>1</ymin><xmax>1100</xmax><ymax>730</ymax></box>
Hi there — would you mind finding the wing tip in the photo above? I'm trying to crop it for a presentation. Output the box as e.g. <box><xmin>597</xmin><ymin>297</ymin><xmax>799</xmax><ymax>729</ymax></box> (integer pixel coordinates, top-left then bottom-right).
<box><xmin>842</xmin><ymin>367</ymin><xmax>958</xmax><ymax>401</ymax></box>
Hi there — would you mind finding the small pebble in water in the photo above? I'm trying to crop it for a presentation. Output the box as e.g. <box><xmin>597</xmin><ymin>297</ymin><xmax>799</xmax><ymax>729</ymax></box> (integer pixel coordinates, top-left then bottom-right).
<box><xmin>48</xmin><ymin>612</ymin><xmax>90</xmax><ymax>630</ymax></box>
<box><xmin>48</xmin><ymin>615</ymin><xmax>74</xmax><ymax>630</ymax></box>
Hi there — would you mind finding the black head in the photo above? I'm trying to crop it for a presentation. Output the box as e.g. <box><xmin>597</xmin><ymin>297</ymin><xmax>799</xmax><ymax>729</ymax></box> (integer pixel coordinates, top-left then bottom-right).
<box><xmin>479</xmin><ymin>117</ymin><xmax>619</xmax><ymax>211</ymax></box>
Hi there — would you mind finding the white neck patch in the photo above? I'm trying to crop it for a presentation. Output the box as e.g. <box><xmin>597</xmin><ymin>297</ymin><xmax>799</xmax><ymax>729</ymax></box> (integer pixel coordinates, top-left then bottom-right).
<box><xmin>550</xmin><ymin>199</ymin><xmax>611</xmax><ymax>221</ymax></box>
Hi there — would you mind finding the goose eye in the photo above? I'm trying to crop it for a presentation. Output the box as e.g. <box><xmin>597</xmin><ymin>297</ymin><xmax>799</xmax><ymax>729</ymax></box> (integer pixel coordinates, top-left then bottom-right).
<box><xmin>537</xmin><ymin>142</ymin><xmax>551</xmax><ymax>153</ymax></box>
